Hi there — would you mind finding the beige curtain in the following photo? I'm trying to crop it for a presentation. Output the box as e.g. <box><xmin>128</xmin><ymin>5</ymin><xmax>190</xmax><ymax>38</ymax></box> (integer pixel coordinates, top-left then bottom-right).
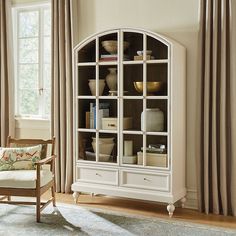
<box><xmin>198</xmin><ymin>0</ymin><xmax>236</xmax><ymax>216</ymax></box>
<box><xmin>51</xmin><ymin>0</ymin><xmax>73</xmax><ymax>193</ymax></box>
<box><xmin>0</xmin><ymin>0</ymin><xmax>14</xmax><ymax>147</ymax></box>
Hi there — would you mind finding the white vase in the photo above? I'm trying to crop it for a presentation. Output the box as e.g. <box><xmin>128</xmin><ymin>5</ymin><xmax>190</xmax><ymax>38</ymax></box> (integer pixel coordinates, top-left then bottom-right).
<box><xmin>88</xmin><ymin>79</ymin><xmax>105</xmax><ymax>96</ymax></box>
<box><xmin>141</xmin><ymin>108</ymin><xmax>164</xmax><ymax>132</ymax></box>
<box><xmin>106</xmin><ymin>68</ymin><xmax>117</xmax><ymax>91</ymax></box>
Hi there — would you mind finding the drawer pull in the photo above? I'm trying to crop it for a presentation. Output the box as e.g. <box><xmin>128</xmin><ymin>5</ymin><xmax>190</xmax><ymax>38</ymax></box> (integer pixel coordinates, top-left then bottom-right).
<box><xmin>95</xmin><ymin>173</ymin><xmax>101</xmax><ymax>176</ymax></box>
<box><xmin>144</xmin><ymin>177</ymin><xmax>150</xmax><ymax>181</ymax></box>
<box><xmin>108</xmin><ymin>124</ymin><xmax>116</xmax><ymax>127</ymax></box>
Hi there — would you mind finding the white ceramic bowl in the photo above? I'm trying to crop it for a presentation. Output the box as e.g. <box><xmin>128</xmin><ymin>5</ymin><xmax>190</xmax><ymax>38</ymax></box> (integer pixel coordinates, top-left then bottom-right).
<box><xmin>92</xmin><ymin>142</ymin><xmax>114</xmax><ymax>155</ymax></box>
<box><xmin>92</xmin><ymin>137</ymin><xmax>114</xmax><ymax>144</ymax></box>
<box><xmin>88</xmin><ymin>79</ymin><xmax>105</xmax><ymax>96</ymax></box>
<box><xmin>102</xmin><ymin>40</ymin><xmax>130</xmax><ymax>54</ymax></box>
<box><xmin>137</xmin><ymin>50</ymin><xmax>152</xmax><ymax>56</ymax></box>
<box><xmin>99</xmin><ymin>154</ymin><xmax>110</xmax><ymax>162</ymax></box>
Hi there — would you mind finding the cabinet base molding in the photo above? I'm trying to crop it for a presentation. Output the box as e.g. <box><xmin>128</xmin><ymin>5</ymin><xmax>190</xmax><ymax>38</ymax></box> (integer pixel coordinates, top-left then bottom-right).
<box><xmin>72</xmin><ymin>182</ymin><xmax>186</xmax><ymax>216</ymax></box>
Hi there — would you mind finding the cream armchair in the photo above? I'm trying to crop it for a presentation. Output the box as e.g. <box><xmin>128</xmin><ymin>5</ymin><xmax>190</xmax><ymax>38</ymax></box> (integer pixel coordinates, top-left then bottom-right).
<box><xmin>0</xmin><ymin>136</ymin><xmax>56</xmax><ymax>222</ymax></box>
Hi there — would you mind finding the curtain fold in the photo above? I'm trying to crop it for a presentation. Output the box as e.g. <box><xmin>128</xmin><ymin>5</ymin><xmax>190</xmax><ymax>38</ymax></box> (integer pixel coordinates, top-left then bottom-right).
<box><xmin>0</xmin><ymin>0</ymin><xmax>14</xmax><ymax>147</ymax></box>
<box><xmin>198</xmin><ymin>0</ymin><xmax>236</xmax><ymax>216</ymax></box>
<box><xmin>51</xmin><ymin>0</ymin><xmax>73</xmax><ymax>193</ymax></box>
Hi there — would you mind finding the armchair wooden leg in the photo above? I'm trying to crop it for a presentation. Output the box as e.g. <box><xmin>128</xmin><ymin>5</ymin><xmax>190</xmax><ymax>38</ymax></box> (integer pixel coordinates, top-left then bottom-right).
<box><xmin>7</xmin><ymin>196</ymin><xmax>11</xmax><ymax>201</ymax></box>
<box><xmin>51</xmin><ymin>185</ymin><xmax>56</xmax><ymax>207</ymax></box>
<box><xmin>36</xmin><ymin>195</ymin><xmax>41</xmax><ymax>223</ymax></box>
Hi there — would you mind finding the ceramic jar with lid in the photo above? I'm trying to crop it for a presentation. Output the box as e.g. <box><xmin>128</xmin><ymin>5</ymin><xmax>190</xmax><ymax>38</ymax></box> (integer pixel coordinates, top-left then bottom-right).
<box><xmin>141</xmin><ymin>108</ymin><xmax>164</xmax><ymax>132</ymax></box>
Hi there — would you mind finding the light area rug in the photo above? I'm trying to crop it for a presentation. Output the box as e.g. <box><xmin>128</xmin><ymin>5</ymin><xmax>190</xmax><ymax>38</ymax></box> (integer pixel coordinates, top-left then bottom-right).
<box><xmin>0</xmin><ymin>203</ymin><xmax>235</xmax><ymax>236</ymax></box>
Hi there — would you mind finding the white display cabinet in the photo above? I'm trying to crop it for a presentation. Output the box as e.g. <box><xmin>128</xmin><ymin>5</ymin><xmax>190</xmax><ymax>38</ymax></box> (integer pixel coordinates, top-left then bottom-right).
<box><xmin>72</xmin><ymin>28</ymin><xmax>186</xmax><ymax>216</ymax></box>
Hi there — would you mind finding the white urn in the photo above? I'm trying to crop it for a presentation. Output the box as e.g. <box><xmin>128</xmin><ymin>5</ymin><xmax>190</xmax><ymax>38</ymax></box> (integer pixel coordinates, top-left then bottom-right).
<box><xmin>141</xmin><ymin>108</ymin><xmax>164</xmax><ymax>132</ymax></box>
<box><xmin>106</xmin><ymin>68</ymin><xmax>117</xmax><ymax>91</ymax></box>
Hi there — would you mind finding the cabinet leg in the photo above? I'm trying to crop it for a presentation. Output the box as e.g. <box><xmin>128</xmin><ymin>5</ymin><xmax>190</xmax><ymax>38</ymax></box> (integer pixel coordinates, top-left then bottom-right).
<box><xmin>90</xmin><ymin>192</ymin><xmax>95</xmax><ymax>197</ymax></box>
<box><xmin>180</xmin><ymin>197</ymin><xmax>186</xmax><ymax>208</ymax></box>
<box><xmin>167</xmin><ymin>204</ymin><xmax>175</xmax><ymax>217</ymax></box>
<box><xmin>73</xmin><ymin>192</ymin><xmax>79</xmax><ymax>204</ymax></box>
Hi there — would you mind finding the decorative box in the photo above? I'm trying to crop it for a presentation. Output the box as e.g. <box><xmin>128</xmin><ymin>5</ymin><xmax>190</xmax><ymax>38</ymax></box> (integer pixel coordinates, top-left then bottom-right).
<box><xmin>123</xmin><ymin>155</ymin><xmax>137</xmax><ymax>164</ymax></box>
<box><xmin>137</xmin><ymin>152</ymin><xmax>167</xmax><ymax>167</ymax></box>
<box><xmin>102</xmin><ymin>117</ymin><xmax>132</xmax><ymax>130</ymax></box>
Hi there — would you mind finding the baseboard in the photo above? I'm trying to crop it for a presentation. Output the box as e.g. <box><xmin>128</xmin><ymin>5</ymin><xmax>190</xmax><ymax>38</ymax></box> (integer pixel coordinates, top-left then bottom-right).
<box><xmin>185</xmin><ymin>188</ymin><xmax>198</xmax><ymax>209</ymax></box>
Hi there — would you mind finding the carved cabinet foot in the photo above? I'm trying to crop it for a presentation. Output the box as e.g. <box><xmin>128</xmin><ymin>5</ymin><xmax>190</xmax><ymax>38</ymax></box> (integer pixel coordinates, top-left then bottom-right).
<box><xmin>180</xmin><ymin>197</ymin><xmax>186</xmax><ymax>208</ymax></box>
<box><xmin>73</xmin><ymin>191</ymin><xmax>79</xmax><ymax>204</ymax></box>
<box><xmin>167</xmin><ymin>203</ymin><xmax>175</xmax><ymax>217</ymax></box>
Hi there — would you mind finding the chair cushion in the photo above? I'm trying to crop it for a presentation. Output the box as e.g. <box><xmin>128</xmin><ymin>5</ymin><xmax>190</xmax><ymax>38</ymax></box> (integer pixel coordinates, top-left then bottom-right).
<box><xmin>0</xmin><ymin>169</ymin><xmax>53</xmax><ymax>189</ymax></box>
<box><xmin>0</xmin><ymin>145</ymin><xmax>42</xmax><ymax>171</ymax></box>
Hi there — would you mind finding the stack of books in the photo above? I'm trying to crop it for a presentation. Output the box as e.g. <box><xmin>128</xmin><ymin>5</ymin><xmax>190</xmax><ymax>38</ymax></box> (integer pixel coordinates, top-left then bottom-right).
<box><xmin>100</xmin><ymin>54</ymin><xmax>117</xmax><ymax>62</ymax></box>
<box><xmin>100</xmin><ymin>54</ymin><xmax>130</xmax><ymax>61</ymax></box>
<box><xmin>86</xmin><ymin>102</ymin><xmax>110</xmax><ymax>129</ymax></box>
<box><xmin>134</xmin><ymin>55</ymin><xmax>155</xmax><ymax>60</ymax></box>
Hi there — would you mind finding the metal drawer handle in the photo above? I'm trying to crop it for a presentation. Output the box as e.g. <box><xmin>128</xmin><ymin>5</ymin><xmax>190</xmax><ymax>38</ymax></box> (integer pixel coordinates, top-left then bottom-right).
<box><xmin>108</xmin><ymin>124</ymin><xmax>116</xmax><ymax>127</ymax></box>
<box><xmin>143</xmin><ymin>177</ymin><xmax>150</xmax><ymax>181</ymax></box>
<box><xmin>95</xmin><ymin>173</ymin><xmax>101</xmax><ymax>177</ymax></box>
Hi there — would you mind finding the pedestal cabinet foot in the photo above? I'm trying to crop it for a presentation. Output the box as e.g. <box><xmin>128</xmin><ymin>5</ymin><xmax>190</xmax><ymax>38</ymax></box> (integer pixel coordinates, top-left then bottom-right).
<box><xmin>73</xmin><ymin>191</ymin><xmax>80</xmax><ymax>204</ymax></box>
<box><xmin>180</xmin><ymin>197</ymin><xmax>186</xmax><ymax>208</ymax></box>
<box><xmin>167</xmin><ymin>203</ymin><xmax>175</xmax><ymax>217</ymax></box>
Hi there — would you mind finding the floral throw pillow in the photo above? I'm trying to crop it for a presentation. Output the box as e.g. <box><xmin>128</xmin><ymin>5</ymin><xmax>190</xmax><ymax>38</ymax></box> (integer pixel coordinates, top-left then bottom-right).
<box><xmin>0</xmin><ymin>145</ymin><xmax>42</xmax><ymax>171</ymax></box>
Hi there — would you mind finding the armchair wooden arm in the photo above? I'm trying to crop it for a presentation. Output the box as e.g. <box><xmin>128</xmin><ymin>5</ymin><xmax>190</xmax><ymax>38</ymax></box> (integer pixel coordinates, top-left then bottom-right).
<box><xmin>35</xmin><ymin>155</ymin><xmax>56</xmax><ymax>166</ymax></box>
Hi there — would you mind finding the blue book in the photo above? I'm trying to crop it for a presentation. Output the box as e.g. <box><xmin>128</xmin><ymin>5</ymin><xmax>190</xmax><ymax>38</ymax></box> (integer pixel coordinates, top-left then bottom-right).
<box><xmin>92</xmin><ymin>103</ymin><xmax>110</xmax><ymax>129</ymax></box>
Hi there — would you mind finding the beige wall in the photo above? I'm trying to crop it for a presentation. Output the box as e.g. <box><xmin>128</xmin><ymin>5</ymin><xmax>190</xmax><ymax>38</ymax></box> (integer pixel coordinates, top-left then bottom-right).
<box><xmin>72</xmin><ymin>0</ymin><xmax>200</xmax><ymax>208</ymax></box>
<box><xmin>15</xmin><ymin>119</ymin><xmax>50</xmax><ymax>139</ymax></box>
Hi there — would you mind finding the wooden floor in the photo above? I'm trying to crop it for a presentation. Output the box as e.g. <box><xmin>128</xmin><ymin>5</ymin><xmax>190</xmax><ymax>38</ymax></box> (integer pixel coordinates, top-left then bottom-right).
<box><xmin>42</xmin><ymin>192</ymin><xmax>236</xmax><ymax>229</ymax></box>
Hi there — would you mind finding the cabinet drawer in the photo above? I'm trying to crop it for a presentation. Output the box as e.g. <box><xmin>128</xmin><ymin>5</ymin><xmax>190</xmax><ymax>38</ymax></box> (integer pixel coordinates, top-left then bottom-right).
<box><xmin>120</xmin><ymin>170</ymin><xmax>169</xmax><ymax>191</ymax></box>
<box><xmin>77</xmin><ymin>166</ymin><xmax>118</xmax><ymax>186</ymax></box>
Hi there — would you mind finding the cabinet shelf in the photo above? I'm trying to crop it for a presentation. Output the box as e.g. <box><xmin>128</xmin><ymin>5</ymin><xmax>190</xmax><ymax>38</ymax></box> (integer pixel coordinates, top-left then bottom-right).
<box><xmin>77</xmin><ymin>62</ymin><xmax>96</xmax><ymax>66</ymax></box>
<box><xmin>98</xmin><ymin>96</ymin><xmax>118</xmax><ymax>100</ymax></box>
<box><xmin>121</xmin><ymin>163</ymin><xmax>170</xmax><ymax>171</ymax></box>
<box><xmin>122</xmin><ymin>96</ymin><xmax>169</xmax><ymax>100</ymax></box>
<box><xmin>98</xmin><ymin>61</ymin><xmax>118</xmax><ymax>66</ymax></box>
<box><xmin>122</xmin><ymin>130</ymin><xmax>143</xmax><ymax>135</ymax></box>
<box><xmin>77</xmin><ymin>95</ymin><xmax>119</xmax><ymax>100</ymax></box>
<box><xmin>77</xmin><ymin>128</ymin><xmax>96</xmax><ymax>133</ymax></box>
<box><xmin>123</xmin><ymin>61</ymin><xmax>144</xmax><ymax>65</ymax></box>
<box><xmin>99</xmin><ymin>130</ymin><xmax>118</xmax><ymax>134</ymax></box>
<box><xmin>146</xmin><ymin>59</ymin><xmax>169</xmax><ymax>64</ymax></box>
<box><xmin>77</xmin><ymin>96</ymin><xmax>96</xmax><ymax>99</ymax></box>
<box><xmin>123</xmin><ymin>59</ymin><xmax>169</xmax><ymax>65</ymax></box>
<box><xmin>122</xmin><ymin>130</ymin><xmax>168</xmax><ymax>136</ymax></box>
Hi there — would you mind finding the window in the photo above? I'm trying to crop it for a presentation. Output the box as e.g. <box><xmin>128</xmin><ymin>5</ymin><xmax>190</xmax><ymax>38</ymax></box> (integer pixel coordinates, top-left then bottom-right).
<box><xmin>13</xmin><ymin>3</ymin><xmax>51</xmax><ymax>119</ymax></box>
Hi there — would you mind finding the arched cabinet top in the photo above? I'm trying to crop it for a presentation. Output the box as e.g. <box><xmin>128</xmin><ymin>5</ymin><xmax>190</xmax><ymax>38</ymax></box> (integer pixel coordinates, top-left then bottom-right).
<box><xmin>74</xmin><ymin>28</ymin><xmax>176</xmax><ymax>51</ymax></box>
<box><xmin>74</xmin><ymin>28</ymin><xmax>184</xmax><ymax>64</ymax></box>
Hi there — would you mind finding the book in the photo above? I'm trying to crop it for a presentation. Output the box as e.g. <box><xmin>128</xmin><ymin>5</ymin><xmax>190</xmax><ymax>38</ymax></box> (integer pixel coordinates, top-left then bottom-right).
<box><xmin>133</xmin><ymin>55</ymin><xmax>155</xmax><ymax>61</ymax></box>
<box><xmin>99</xmin><ymin>54</ymin><xmax>129</xmax><ymax>61</ymax></box>
<box><xmin>85</xmin><ymin>112</ymin><xmax>90</xmax><ymax>128</ymax></box>
<box><xmin>101</xmin><ymin>54</ymin><xmax>117</xmax><ymax>58</ymax></box>
<box><xmin>99</xmin><ymin>57</ymin><xmax>117</xmax><ymax>62</ymax></box>
<box><xmin>98</xmin><ymin>109</ymin><xmax>109</xmax><ymax>129</ymax></box>
<box><xmin>90</xmin><ymin>103</ymin><xmax>95</xmax><ymax>129</ymax></box>
<box><xmin>89</xmin><ymin>102</ymin><xmax>110</xmax><ymax>129</ymax></box>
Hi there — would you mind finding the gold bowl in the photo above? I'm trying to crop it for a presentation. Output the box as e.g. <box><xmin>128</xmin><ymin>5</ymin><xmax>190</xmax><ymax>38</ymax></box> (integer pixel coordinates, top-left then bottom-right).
<box><xmin>133</xmin><ymin>82</ymin><xmax>164</xmax><ymax>94</ymax></box>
